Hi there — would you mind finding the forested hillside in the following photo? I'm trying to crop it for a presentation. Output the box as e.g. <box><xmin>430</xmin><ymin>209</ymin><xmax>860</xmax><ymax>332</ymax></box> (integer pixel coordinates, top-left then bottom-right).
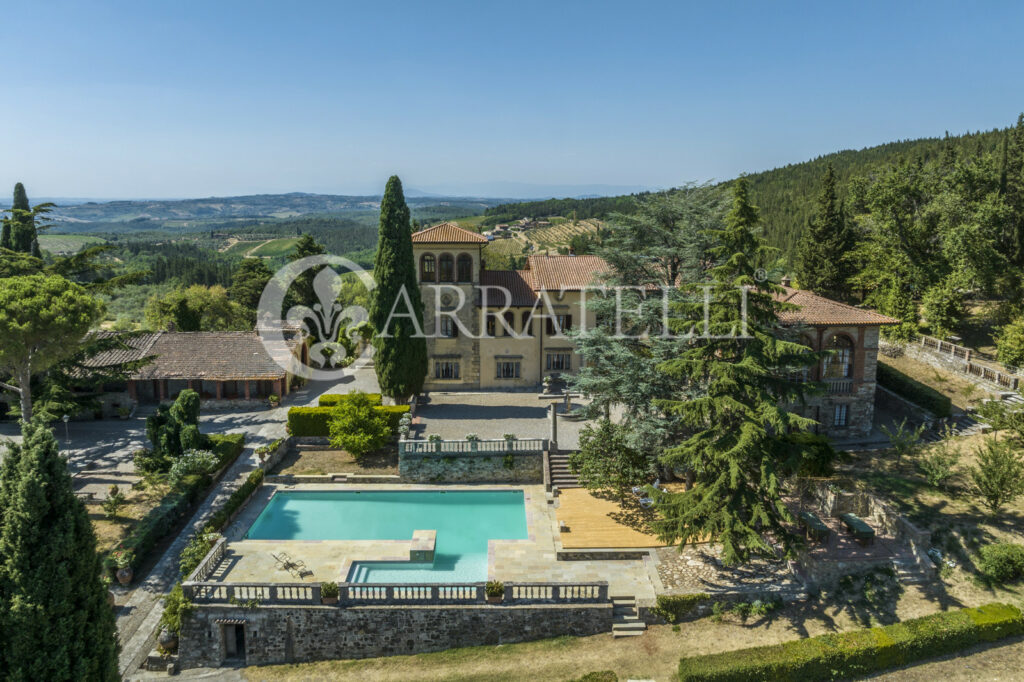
<box><xmin>481</xmin><ymin>125</ymin><xmax>1012</xmax><ymax>262</ymax></box>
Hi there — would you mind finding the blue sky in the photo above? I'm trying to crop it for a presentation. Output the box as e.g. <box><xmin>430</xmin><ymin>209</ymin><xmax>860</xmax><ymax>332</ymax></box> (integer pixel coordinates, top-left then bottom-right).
<box><xmin>3</xmin><ymin>1</ymin><xmax>1023</xmax><ymax>199</ymax></box>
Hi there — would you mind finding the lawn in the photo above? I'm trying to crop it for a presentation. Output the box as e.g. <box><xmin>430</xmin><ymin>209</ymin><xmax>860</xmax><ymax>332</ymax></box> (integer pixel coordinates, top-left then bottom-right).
<box><xmin>269</xmin><ymin>446</ymin><xmax>397</xmax><ymax>476</ymax></box>
<box><xmin>248</xmin><ymin>237</ymin><xmax>300</xmax><ymax>258</ymax></box>
<box><xmin>88</xmin><ymin>479</ymin><xmax>171</xmax><ymax>553</ymax></box>
<box><xmin>879</xmin><ymin>352</ymin><xmax>994</xmax><ymax>411</ymax></box>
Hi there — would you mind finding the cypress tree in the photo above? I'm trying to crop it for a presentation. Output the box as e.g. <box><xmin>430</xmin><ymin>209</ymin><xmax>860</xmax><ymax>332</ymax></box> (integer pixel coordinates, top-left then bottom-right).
<box><xmin>653</xmin><ymin>177</ymin><xmax>824</xmax><ymax>565</ymax></box>
<box><xmin>369</xmin><ymin>176</ymin><xmax>427</xmax><ymax>402</ymax></box>
<box><xmin>8</xmin><ymin>183</ymin><xmax>38</xmax><ymax>255</ymax></box>
<box><xmin>794</xmin><ymin>163</ymin><xmax>855</xmax><ymax>299</ymax></box>
<box><xmin>0</xmin><ymin>417</ymin><xmax>119</xmax><ymax>680</ymax></box>
<box><xmin>0</xmin><ymin>218</ymin><xmax>11</xmax><ymax>250</ymax></box>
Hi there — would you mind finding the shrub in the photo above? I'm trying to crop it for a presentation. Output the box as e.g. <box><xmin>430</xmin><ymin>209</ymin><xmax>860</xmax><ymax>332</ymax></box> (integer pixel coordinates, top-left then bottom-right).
<box><xmin>289</xmin><ymin>403</ymin><xmax>409</xmax><ymax>436</ymax></box>
<box><xmin>168</xmin><ymin>449</ymin><xmax>220</xmax><ymax>487</ymax></box>
<box><xmin>159</xmin><ymin>582</ymin><xmax>195</xmax><ymax>635</ymax></box>
<box><xmin>205</xmin><ymin>468</ymin><xmax>264</xmax><ymax>532</ymax></box>
<box><xmin>917</xmin><ymin>429</ymin><xmax>961</xmax><ymax>489</ymax></box>
<box><xmin>970</xmin><ymin>437</ymin><xmax>1024</xmax><ymax>514</ymax></box>
<box><xmin>652</xmin><ymin>593</ymin><xmax>710</xmax><ymax>624</ymax></box>
<box><xmin>570</xmin><ymin>419</ymin><xmax>654</xmax><ymax>496</ymax></box>
<box><xmin>178</xmin><ymin>531</ymin><xmax>219</xmax><ymax>578</ymax></box>
<box><xmin>979</xmin><ymin>543</ymin><xmax>1024</xmax><ymax>583</ymax></box>
<box><xmin>569</xmin><ymin>673</ymin><xmax>617</xmax><ymax>682</ymax></box>
<box><xmin>328</xmin><ymin>392</ymin><xmax>393</xmax><ymax>458</ymax></box>
<box><xmin>320</xmin><ymin>581</ymin><xmax>340</xmax><ymax>598</ymax></box>
<box><xmin>485</xmin><ymin>580</ymin><xmax>504</xmax><ymax>598</ymax></box>
<box><xmin>207</xmin><ymin>432</ymin><xmax>246</xmax><ymax>468</ymax></box>
<box><xmin>676</xmin><ymin>603</ymin><xmax>1024</xmax><ymax>681</ymax></box>
<box><xmin>102</xmin><ymin>485</ymin><xmax>127</xmax><ymax>519</ymax></box>
<box><xmin>996</xmin><ymin>317</ymin><xmax>1024</xmax><ymax>370</ymax></box>
<box><xmin>877</xmin><ymin>363</ymin><xmax>953</xmax><ymax>417</ymax></box>
<box><xmin>318</xmin><ymin>393</ymin><xmax>382</xmax><ymax>407</ymax></box>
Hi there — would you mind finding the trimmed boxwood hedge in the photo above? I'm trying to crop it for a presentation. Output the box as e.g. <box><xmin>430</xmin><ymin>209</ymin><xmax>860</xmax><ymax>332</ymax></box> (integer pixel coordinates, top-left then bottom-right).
<box><xmin>288</xmin><ymin>404</ymin><xmax>410</xmax><ymax>437</ymax></box>
<box><xmin>677</xmin><ymin>603</ymin><xmax>1024</xmax><ymax>681</ymax></box>
<box><xmin>877</xmin><ymin>362</ymin><xmax>953</xmax><ymax>418</ymax></box>
<box><xmin>652</xmin><ymin>593</ymin><xmax>711</xmax><ymax>623</ymax></box>
<box><xmin>319</xmin><ymin>393</ymin><xmax>382</xmax><ymax>407</ymax></box>
<box><xmin>104</xmin><ymin>432</ymin><xmax>247</xmax><ymax>573</ymax></box>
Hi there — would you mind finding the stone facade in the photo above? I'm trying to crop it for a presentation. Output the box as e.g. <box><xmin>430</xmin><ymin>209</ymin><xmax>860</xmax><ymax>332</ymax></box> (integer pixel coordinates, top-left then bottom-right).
<box><xmin>399</xmin><ymin>451</ymin><xmax>543</xmax><ymax>483</ymax></box>
<box><xmin>178</xmin><ymin>603</ymin><xmax>612</xmax><ymax>669</ymax></box>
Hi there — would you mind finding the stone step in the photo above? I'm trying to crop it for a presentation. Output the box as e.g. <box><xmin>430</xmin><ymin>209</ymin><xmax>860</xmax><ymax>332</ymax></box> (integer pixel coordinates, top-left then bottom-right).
<box><xmin>612</xmin><ymin>629</ymin><xmax>645</xmax><ymax>638</ymax></box>
<box><xmin>612</xmin><ymin>620</ymin><xmax>647</xmax><ymax>632</ymax></box>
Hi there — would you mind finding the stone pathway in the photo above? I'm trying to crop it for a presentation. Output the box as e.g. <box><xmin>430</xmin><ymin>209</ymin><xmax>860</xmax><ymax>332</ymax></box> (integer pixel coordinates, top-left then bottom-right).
<box><xmin>654</xmin><ymin>545</ymin><xmax>803</xmax><ymax>598</ymax></box>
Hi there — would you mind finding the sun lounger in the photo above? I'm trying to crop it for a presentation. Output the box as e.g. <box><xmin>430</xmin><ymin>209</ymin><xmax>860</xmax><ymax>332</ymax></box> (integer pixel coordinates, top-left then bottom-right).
<box><xmin>839</xmin><ymin>512</ymin><xmax>875</xmax><ymax>545</ymax></box>
<box><xmin>638</xmin><ymin>497</ymin><xmax>654</xmax><ymax>508</ymax></box>
<box><xmin>798</xmin><ymin>511</ymin><xmax>830</xmax><ymax>542</ymax></box>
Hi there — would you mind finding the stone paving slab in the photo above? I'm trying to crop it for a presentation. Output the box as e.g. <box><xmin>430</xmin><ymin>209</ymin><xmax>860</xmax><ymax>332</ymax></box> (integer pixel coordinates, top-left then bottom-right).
<box><xmin>655</xmin><ymin>545</ymin><xmax>801</xmax><ymax>597</ymax></box>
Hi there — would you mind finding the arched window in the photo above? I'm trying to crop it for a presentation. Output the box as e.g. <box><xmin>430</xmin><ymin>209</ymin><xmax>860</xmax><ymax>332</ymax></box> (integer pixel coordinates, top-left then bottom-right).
<box><xmin>521</xmin><ymin>311</ymin><xmax>533</xmax><ymax>337</ymax></box>
<box><xmin>502</xmin><ymin>311</ymin><xmax>515</xmax><ymax>336</ymax></box>
<box><xmin>420</xmin><ymin>254</ymin><xmax>436</xmax><ymax>282</ymax></box>
<box><xmin>439</xmin><ymin>254</ymin><xmax>455</xmax><ymax>282</ymax></box>
<box><xmin>823</xmin><ymin>335</ymin><xmax>854</xmax><ymax>379</ymax></box>
<box><xmin>457</xmin><ymin>254</ymin><xmax>473</xmax><ymax>282</ymax></box>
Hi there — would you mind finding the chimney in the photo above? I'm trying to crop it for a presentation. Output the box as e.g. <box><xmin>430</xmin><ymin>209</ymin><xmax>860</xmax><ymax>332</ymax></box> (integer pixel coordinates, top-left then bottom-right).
<box><xmin>780</xmin><ymin>275</ymin><xmax>792</xmax><ymax>288</ymax></box>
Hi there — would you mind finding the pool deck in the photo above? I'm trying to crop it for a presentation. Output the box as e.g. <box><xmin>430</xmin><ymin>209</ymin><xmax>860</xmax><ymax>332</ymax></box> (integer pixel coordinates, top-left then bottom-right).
<box><xmin>214</xmin><ymin>483</ymin><xmax>660</xmax><ymax>601</ymax></box>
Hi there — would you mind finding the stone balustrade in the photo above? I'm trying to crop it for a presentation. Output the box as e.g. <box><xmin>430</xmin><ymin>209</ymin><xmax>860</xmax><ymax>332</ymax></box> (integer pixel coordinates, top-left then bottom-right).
<box><xmin>399</xmin><ymin>437</ymin><xmax>548</xmax><ymax>456</ymax></box>
<box><xmin>181</xmin><ymin>580</ymin><xmax>608</xmax><ymax>606</ymax></box>
<box><xmin>186</xmin><ymin>535</ymin><xmax>227</xmax><ymax>582</ymax></box>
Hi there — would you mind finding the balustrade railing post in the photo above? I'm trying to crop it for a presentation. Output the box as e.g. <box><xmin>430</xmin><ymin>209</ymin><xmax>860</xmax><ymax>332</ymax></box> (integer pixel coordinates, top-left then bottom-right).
<box><xmin>598</xmin><ymin>583</ymin><xmax>609</xmax><ymax>602</ymax></box>
<box><xmin>311</xmin><ymin>584</ymin><xmax>321</xmax><ymax>604</ymax></box>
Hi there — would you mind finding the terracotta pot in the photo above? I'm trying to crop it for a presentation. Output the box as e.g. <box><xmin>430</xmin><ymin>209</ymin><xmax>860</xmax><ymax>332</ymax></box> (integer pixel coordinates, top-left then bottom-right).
<box><xmin>116</xmin><ymin>567</ymin><xmax>133</xmax><ymax>585</ymax></box>
<box><xmin>486</xmin><ymin>595</ymin><xmax>502</xmax><ymax>604</ymax></box>
<box><xmin>321</xmin><ymin>596</ymin><xmax>339</xmax><ymax>605</ymax></box>
<box><xmin>107</xmin><ymin>590</ymin><xmax>116</xmax><ymax>607</ymax></box>
<box><xmin>158</xmin><ymin>627</ymin><xmax>179</xmax><ymax>653</ymax></box>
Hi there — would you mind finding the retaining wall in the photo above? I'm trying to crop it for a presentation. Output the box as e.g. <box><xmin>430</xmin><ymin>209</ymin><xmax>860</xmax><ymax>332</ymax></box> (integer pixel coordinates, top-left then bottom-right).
<box><xmin>399</xmin><ymin>452</ymin><xmax>543</xmax><ymax>483</ymax></box>
<box><xmin>178</xmin><ymin>602</ymin><xmax>611</xmax><ymax>668</ymax></box>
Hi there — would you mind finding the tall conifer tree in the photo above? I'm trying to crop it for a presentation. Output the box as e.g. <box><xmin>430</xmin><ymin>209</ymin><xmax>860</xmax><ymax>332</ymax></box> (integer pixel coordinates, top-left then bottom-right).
<box><xmin>369</xmin><ymin>176</ymin><xmax>427</xmax><ymax>401</ymax></box>
<box><xmin>0</xmin><ymin>418</ymin><xmax>119</xmax><ymax>680</ymax></box>
<box><xmin>8</xmin><ymin>183</ymin><xmax>39</xmax><ymax>255</ymax></box>
<box><xmin>794</xmin><ymin>163</ymin><xmax>855</xmax><ymax>299</ymax></box>
<box><xmin>1003</xmin><ymin>114</ymin><xmax>1024</xmax><ymax>266</ymax></box>
<box><xmin>653</xmin><ymin>177</ymin><xmax>824</xmax><ymax>565</ymax></box>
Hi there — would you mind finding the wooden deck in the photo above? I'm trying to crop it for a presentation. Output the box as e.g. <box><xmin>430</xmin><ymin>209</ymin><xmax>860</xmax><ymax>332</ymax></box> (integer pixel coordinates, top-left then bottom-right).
<box><xmin>556</xmin><ymin>488</ymin><xmax>667</xmax><ymax>549</ymax></box>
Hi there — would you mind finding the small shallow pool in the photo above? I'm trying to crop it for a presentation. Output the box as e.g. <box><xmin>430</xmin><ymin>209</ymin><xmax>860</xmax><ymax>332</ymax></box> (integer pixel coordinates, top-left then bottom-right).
<box><xmin>245</xmin><ymin>490</ymin><xmax>528</xmax><ymax>583</ymax></box>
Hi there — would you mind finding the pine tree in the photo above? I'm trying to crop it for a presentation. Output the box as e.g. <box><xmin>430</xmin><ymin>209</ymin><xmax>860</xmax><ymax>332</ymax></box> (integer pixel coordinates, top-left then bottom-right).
<box><xmin>369</xmin><ymin>176</ymin><xmax>427</xmax><ymax>402</ymax></box>
<box><xmin>794</xmin><ymin>163</ymin><xmax>855</xmax><ymax>299</ymax></box>
<box><xmin>1003</xmin><ymin>114</ymin><xmax>1024</xmax><ymax>266</ymax></box>
<box><xmin>0</xmin><ymin>417</ymin><xmax>119</xmax><ymax>680</ymax></box>
<box><xmin>653</xmin><ymin>177</ymin><xmax>824</xmax><ymax>565</ymax></box>
<box><xmin>284</xmin><ymin>234</ymin><xmax>327</xmax><ymax>315</ymax></box>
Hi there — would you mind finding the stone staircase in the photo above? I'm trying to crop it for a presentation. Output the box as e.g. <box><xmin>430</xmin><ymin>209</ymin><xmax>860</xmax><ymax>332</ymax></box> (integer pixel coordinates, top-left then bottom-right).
<box><xmin>611</xmin><ymin>595</ymin><xmax>646</xmax><ymax>637</ymax></box>
<box><xmin>891</xmin><ymin>557</ymin><xmax>933</xmax><ymax>585</ymax></box>
<box><xmin>548</xmin><ymin>451</ymin><xmax>580</xmax><ymax>489</ymax></box>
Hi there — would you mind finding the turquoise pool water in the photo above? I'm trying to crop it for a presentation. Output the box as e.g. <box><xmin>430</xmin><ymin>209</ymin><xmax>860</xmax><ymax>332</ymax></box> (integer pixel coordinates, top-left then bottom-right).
<box><xmin>245</xmin><ymin>490</ymin><xmax>528</xmax><ymax>583</ymax></box>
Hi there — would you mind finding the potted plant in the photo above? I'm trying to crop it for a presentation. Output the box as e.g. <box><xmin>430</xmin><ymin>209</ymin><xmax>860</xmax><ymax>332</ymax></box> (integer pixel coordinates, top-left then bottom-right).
<box><xmin>465</xmin><ymin>433</ymin><xmax>479</xmax><ymax>451</ymax></box>
<box><xmin>268</xmin><ymin>393</ymin><xmax>280</xmax><ymax>407</ymax></box>
<box><xmin>503</xmin><ymin>433</ymin><xmax>516</xmax><ymax>451</ymax></box>
<box><xmin>118</xmin><ymin>405</ymin><xmax>131</xmax><ymax>420</ymax></box>
<box><xmin>485</xmin><ymin>580</ymin><xmax>504</xmax><ymax>604</ymax></box>
<box><xmin>428</xmin><ymin>433</ymin><xmax>443</xmax><ymax>453</ymax></box>
<box><xmin>320</xmin><ymin>581</ymin><xmax>340</xmax><ymax>605</ymax></box>
<box><xmin>113</xmin><ymin>549</ymin><xmax>135</xmax><ymax>585</ymax></box>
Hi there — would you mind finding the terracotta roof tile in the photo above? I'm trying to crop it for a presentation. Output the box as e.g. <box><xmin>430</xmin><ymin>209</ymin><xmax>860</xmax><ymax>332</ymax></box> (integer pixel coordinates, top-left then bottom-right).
<box><xmin>479</xmin><ymin>270</ymin><xmax>538</xmax><ymax>306</ymax></box>
<box><xmin>82</xmin><ymin>331</ymin><xmax>162</xmax><ymax>368</ymax></box>
<box><xmin>411</xmin><ymin>222</ymin><xmax>488</xmax><ymax>244</ymax></box>
<box><xmin>132</xmin><ymin>332</ymin><xmax>291</xmax><ymax>381</ymax></box>
<box><xmin>774</xmin><ymin>287</ymin><xmax>899</xmax><ymax>326</ymax></box>
<box><xmin>524</xmin><ymin>255</ymin><xmax>610</xmax><ymax>290</ymax></box>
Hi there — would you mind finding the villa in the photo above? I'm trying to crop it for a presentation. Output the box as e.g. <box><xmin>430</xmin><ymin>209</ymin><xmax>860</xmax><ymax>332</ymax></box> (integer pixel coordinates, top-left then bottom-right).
<box><xmin>413</xmin><ymin>222</ymin><xmax>896</xmax><ymax>438</ymax></box>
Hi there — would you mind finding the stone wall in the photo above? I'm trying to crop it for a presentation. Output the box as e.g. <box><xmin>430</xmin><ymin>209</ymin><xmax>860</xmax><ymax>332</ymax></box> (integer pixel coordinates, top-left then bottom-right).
<box><xmin>179</xmin><ymin>603</ymin><xmax>611</xmax><ymax>669</ymax></box>
<box><xmin>399</xmin><ymin>451</ymin><xmax>543</xmax><ymax>483</ymax></box>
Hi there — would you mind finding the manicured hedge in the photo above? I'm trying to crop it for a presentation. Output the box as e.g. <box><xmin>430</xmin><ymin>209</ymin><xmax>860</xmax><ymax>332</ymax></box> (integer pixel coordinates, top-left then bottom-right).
<box><xmin>288</xmin><ymin>404</ymin><xmax>410</xmax><ymax>437</ymax></box>
<box><xmin>180</xmin><ymin>468</ymin><xmax>266</xmax><ymax>576</ymax></box>
<box><xmin>652</xmin><ymin>593</ymin><xmax>710</xmax><ymax>623</ymax></box>
<box><xmin>319</xmin><ymin>393</ymin><xmax>382</xmax><ymax>407</ymax></box>
<box><xmin>877</xmin><ymin>362</ymin><xmax>953</xmax><ymax>418</ymax></box>
<box><xmin>677</xmin><ymin>603</ymin><xmax>1024</xmax><ymax>681</ymax></box>
<box><xmin>105</xmin><ymin>432</ymin><xmax>246</xmax><ymax>574</ymax></box>
<box><xmin>208</xmin><ymin>432</ymin><xmax>246</xmax><ymax>468</ymax></box>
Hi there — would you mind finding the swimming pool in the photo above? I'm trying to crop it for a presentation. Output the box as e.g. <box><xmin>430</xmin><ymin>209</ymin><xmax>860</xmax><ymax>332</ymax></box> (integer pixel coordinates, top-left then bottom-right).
<box><xmin>245</xmin><ymin>489</ymin><xmax>528</xmax><ymax>583</ymax></box>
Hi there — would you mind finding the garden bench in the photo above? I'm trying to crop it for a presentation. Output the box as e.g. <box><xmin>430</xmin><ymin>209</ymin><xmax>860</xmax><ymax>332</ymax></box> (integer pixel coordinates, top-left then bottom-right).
<box><xmin>839</xmin><ymin>512</ymin><xmax>875</xmax><ymax>545</ymax></box>
<box><xmin>798</xmin><ymin>510</ymin><xmax>830</xmax><ymax>542</ymax></box>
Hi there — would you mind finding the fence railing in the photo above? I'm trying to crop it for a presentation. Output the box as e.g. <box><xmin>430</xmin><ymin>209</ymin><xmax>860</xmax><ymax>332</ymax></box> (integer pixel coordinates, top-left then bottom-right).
<box><xmin>400</xmin><ymin>438</ymin><xmax>548</xmax><ymax>456</ymax></box>
<box><xmin>825</xmin><ymin>379</ymin><xmax>854</xmax><ymax>394</ymax></box>
<box><xmin>919</xmin><ymin>334</ymin><xmax>1020</xmax><ymax>390</ymax></box>
<box><xmin>181</xmin><ymin>580</ymin><xmax>608</xmax><ymax>606</ymax></box>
